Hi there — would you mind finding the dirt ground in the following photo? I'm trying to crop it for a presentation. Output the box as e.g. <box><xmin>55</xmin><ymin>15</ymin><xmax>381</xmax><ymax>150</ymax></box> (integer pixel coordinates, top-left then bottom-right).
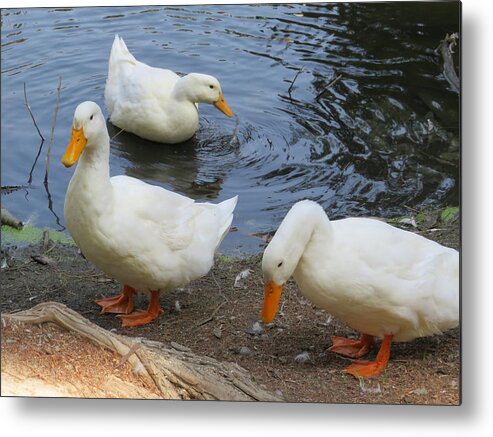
<box><xmin>0</xmin><ymin>215</ymin><xmax>460</xmax><ymax>405</ymax></box>
<box><xmin>1</xmin><ymin>320</ymin><xmax>161</xmax><ymax>399</ymax></box>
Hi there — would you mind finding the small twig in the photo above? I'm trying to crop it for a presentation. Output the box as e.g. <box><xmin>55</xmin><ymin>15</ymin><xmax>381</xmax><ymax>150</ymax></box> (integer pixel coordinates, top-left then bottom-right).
<box><xmin>315</xmin><ymin>73</ymin><xmax>343</xmax><ymax>100</ymax></box>
<box><xmin>211</xmin><ymin>270</ymin><xmax>229</xmax><ymax>302</ymax></box>
<box><xmin>110</xmin><ymin>128</ymin><xmax>125</xmax><ymax>142</ymax></box>
<box><xmin>23</xmin><ymin>278</ymin><xmax>32</xmax><ymax>297</ymax></box>
<box><xmin>23</xmin><ymin>82</ymin><xmax>45</xmax><ymax>142</ymax></box>
<box><xmin>195</xmin><ymin>301</ymin><xmax>226</xmax><ymax>328</ymax></box>
<box><xmin>287</xmin><ymin>67</ymin><xmax>304</xmax><ymax>95</ymax></box>
<box><xmin>44</xmin><ymin>76</ymin><xmax>62</xmax><ymax>185</ymax></box>
<box><xmin>284</xmin><ymin>379</ymin><xmax>301</xmax><ymax>385</ymax></box>
<box><xmin>280</xmin><ymin>297</ymin><xmax>288</xmax><ymax>314</ymax></box>
<box><xmin>43</xmin><ymin>178</ymin><xmax>65</xmax><ymax>231</ymax></box>
<box><xmin>28</xmin><ymin>146</ymin><xmax>44</xmax><ymax>184</ymax></box>
<box><xmin>118</xmin><ymin>342</ymin><xmax>141</xmax><ymax>367</ymax></box>
<box><xmin>250</xmin><ymin>231</ymin><xmax>274</xmax><ymax>243</ymax></box>
<box><xmin>39</xmin><ymin>77</ymin><xmax>65</xmax><ymax>231</ymax></box>
<box><xmin>31</xmin><ymin>254</ymin><xmax>55</xmax><ymax>266</ymax></box>
<box><xmin>24</xmin><ymin>83</ymin><xmax>46</xmax><ymax>184</ymax></box>
<box><xmin>1</xmin><ymin>185</ymin><xmax>29</xmax><ymax>195</ymax></box>
<box><xmin>45</xmin><ymin>242</ymin><xmax>57</xmax><ymax>255</ymax></box>
<box><xmin>229</xmin><ymin>116</ymin><xmax>240</xmax><ymax>147</ymax></box>
<box><xmin>42</xmin><ymin>230</ymin><xmax>50</xmax><ymax>252</ymax></box>
<box><xmin>263</xmin><ymin>365</ymin><xmax>273</xmax><ymax>379</ymax></box>
<box><xmin>57</xmin><ymin>271</ymin><xmax>107</xmax><ymax>280</ymax></box>
<box><xmin>402</xmin><ymin>204</ymin><xmax>420</xmax><ymax>212</ymax></box>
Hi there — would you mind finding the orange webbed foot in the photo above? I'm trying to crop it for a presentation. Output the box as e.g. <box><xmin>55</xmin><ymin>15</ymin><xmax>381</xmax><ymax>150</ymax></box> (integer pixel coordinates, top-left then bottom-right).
<box><xmin>118</xmin><ymin>308</ymin><xmax>163</xmax><ymax>327</ymax></box>
<box><xmin>117</xmin><ymin>290</ymin><xmax>162</xmax><ymax>327</ymax></box>
<box><xmin>328</xmin><ymin>334</ymin><xmax>374</xmax><ymax>358</ymax></box>
<box><xmin>342</xmin><ymin>334</ymin><xmax>393</xmax><ymax>379</ymax></box>
<box><xmin>343</xmin><ymin>361</ymin><xmax>385</xmax><ymax>378</ymax></box>
<box><xmin>95</xmin><ymin>285</ymin><xmax>135</xmax><ymax>314</ymax></box>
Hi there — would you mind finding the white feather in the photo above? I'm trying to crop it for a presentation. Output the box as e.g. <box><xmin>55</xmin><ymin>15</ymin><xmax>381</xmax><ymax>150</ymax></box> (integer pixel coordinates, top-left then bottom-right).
<box><xmin>104</xmin><ymin>35</ymin><xmax>232</xmax><ymax>144</ymax></box>
<box><xmin>262</xmin><ymin>200</ymin><xmax>459</xmax><ymax>342</ymax></box>
<box><xmin>63</xmin><ymin>101</ymin><xmax>238</xmax><ymax>296</ymax></box>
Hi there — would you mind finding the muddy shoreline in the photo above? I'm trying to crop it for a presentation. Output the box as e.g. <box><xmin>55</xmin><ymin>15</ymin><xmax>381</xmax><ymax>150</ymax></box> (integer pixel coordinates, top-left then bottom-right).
<box><xmin>1</xmin><ymin>209</ymin><xmax>460</xmax><ymax>404</ymax></box>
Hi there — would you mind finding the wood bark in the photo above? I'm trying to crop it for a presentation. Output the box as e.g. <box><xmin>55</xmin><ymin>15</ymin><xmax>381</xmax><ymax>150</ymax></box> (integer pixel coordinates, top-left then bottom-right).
<box><xmin>436</xmin><ymin>33</ymin><xmax>459</xmax><ymax>93</ymax></box>
<box><xmin>2</xmin><ymin>302</ymin><xmax>281</xmax><ymax>401</ymax></box>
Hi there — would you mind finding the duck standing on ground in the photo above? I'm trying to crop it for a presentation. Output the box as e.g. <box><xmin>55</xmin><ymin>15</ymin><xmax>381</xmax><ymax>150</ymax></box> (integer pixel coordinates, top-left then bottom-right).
<box><xmin>61</xmin><ymin>101</ymin><xmax>238</xmax><ymax>327</ymax></box>
<box><xmin>105</xmin><ymin>35</ymin><xmax>234</xmax><ymax>144</ymax></box>
<box><xmin>260</xmin><ymin>200</ymin><xmax>459</xmax><ymax>378</ymax></box>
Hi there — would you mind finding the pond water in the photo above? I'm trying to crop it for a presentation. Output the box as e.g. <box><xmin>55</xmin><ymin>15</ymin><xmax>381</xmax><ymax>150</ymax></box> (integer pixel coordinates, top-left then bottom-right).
<box><xmin>1</xmin><ymin>2</ymin><xmax>460</xmax><ymax>255</ymax></box>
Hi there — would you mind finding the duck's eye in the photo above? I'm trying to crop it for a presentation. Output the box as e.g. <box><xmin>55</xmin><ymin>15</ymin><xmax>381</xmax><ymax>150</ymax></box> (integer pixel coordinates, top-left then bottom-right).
<box><xmin>277</xmin><ymin>261</ymin><xmax>283</xmax><ymax>268</ymax></box>
<box><xmin>90</xmin><ymin>115</ymin><xmax>94</xmax><ymax>120</ymax></box>
<box><xmin>209</xmin><ymin>85</ymin><xmax>214</xmax><ymax>89</ymax></box>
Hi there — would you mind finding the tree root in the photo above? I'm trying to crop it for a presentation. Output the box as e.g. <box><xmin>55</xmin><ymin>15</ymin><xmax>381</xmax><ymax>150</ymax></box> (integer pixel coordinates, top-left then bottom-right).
<box><xmin>1</xmin><ymin>302</ymin><xmax>281</xmax><ymax>401</ymax></box>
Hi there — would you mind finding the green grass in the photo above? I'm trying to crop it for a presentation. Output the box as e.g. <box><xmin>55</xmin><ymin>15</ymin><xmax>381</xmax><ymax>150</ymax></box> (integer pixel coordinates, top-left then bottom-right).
<box><xmin>1</xmin><ymin>224</ymin><xmax>74</xmax><ymax>246</ymax></box>
<box><xmin>440</xmin><ymin>207</ymin><xmax>459</xmax><ymax>224</ymax></box>
<box><xmin>216</xmin><ymin>255</ymin><xmax>235</xmax><ymax>264</ymax></box>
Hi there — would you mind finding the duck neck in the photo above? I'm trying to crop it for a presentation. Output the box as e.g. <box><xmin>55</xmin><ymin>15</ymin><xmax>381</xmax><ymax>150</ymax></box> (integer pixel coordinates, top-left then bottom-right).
<box><xmin>286</xmin><ymin>203</ymin><xmax>332</xmax><ymax>260</ymax></box>
<box><xmin>268</xmin><ymin>202</ymin><xmax>333</xmax><ymax>281</ymax></box>
<box><xmin>289</xmin><ymin>205</ymin><xmax>333</xmax><ymax>282</ymax></box>
<box><xmin>72</xmin><ymin>132</ymin><xmax>113</xmax><ymax>208</ymax></box>
<box><xmin>172</xmin><ymin>75</ymin><xmax>200</xmax><ymax>103</ymax></box>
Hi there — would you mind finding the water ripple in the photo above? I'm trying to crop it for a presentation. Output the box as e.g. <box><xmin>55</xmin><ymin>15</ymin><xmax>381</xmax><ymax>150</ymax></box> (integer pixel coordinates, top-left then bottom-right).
<box><xmin>1</xmin><ymin>3</ymin><xmax>460</xmax><ymax>254</ymax></box>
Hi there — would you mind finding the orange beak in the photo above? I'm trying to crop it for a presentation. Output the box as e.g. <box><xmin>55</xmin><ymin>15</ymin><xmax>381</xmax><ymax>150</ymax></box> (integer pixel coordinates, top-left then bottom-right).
<box><xmin>213</xmin><ymin>91</ymin><xmax>234</xmax><ymax>117</ymax></box>
<box><xmin>61</xmin><ymin>127</ymin><xmax>87</xmax><ymax>168</ymax></box>
<box><xmin>261</xmin><ymin>280</ymin><xmax>284</xmax><ymax>324</ymax></box>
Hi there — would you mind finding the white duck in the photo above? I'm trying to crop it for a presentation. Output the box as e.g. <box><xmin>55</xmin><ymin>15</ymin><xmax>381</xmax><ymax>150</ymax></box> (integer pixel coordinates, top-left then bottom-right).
<box><xmin>261</xmin><ymin>200</ymin><xmax>459</xmax><ymax>378</ymax></box>
<box><xmin>61</xmin><ymin>101</ymin><xmax>238</xmax><ymax>327</ymax></box>
<box><xmin>104</xmin><ymin>35</ymin><xmax>234</xmax><ymax>144</ymax></box>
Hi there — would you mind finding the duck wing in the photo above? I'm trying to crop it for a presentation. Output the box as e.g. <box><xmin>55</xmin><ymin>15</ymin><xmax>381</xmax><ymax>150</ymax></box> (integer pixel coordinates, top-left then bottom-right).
<box><xmin>110</xmin><ymin>175</ymin><xmax>236</xmax><ymax>256</ymax></box>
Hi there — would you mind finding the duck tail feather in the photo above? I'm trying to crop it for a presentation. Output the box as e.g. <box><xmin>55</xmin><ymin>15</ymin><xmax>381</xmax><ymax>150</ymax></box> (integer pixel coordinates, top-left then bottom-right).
<box><xmin>216</xmin><ymin>196</ymin><xmax>238</xmax><ymax>247</ymax></box>
<box><xmin>110</xmin><ymin>34</ymin><xmax>137</xmax><ymax>66</ymax></box>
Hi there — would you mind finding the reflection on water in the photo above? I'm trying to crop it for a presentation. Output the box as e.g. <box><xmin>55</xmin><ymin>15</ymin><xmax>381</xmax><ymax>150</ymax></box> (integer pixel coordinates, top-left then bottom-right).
<box><xmin>108</xmin><ymin>120</ymin><xmax>240</xmax><ymax>200</ymax></box>
<box><xmin>1</xmin><ymin>3</ymin><xmax>460</xmax><ymax>254</ymax></box>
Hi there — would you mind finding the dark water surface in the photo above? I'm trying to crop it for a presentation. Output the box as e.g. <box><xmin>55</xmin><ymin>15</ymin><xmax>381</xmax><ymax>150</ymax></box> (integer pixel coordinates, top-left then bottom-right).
<box><xmin>1</xmin><ymin>2</ymin><xmax>460</xmax><ymax>254</ymax></box>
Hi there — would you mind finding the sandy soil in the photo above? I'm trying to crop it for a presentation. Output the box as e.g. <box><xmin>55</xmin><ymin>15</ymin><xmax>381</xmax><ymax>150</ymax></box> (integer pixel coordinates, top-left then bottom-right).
<box><xmin>1</xmin><ymin>320</ymin><xmax>161</xmax><ymax>398</ymax></box>
<box><xmin>0</xmin><ymin>215</ymin><xmax>460</xmax><ymax>404</ymax></box>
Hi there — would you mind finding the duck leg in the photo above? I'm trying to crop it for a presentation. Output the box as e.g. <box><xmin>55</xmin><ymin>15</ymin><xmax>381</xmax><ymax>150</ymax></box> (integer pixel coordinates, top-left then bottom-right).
<box><xmin>118</xmin><ymin>290</ymin><xmax>163</xmax><ymax>327</ymax></box>
<box><xmin>96</xmin><ymin>284</ymin><xmax>135</xmax><ymax>314</ymax></box>
<box><xmin>342</xmin><ymin>334</ymin><xmax>393</xmax><ymax>378</ymax></box>
<box><xmin>328</xmin><ymin>333</ymin><xmax>375</xmax><ymax>358</ymax></box>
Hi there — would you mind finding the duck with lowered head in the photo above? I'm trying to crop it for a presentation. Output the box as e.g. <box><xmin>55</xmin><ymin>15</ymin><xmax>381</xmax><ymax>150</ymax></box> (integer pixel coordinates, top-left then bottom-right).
<box><xmin>260</xmin><ymin>200</ymin><xmax>459</xmax><ymax>378</ymax></box>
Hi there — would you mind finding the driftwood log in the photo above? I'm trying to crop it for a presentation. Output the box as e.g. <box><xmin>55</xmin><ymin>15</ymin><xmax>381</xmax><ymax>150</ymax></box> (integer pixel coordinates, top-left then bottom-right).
<box><xmin>1</xmin><ymin>206</ymin><xmax>23</xmax><ymax>229</ymax></box>
<box><xmin>435</xmin><ymin>33</ymin><xmax>460</xmax><ymax>93</ymax></box>
<box><xmin>1</xmin><ymin>302</ymin><xmax>281</xmax><ymax>401</ymax></box>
